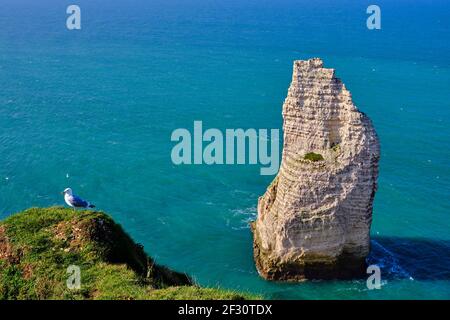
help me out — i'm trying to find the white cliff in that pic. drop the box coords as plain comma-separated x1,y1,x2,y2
252,58,380,280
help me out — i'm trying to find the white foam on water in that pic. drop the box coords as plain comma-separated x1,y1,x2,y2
229,206,257,230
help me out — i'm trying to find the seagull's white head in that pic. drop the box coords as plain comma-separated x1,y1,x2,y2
62,188,73,196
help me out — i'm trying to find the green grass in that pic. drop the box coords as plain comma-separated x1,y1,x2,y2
147,286,254,300
303,152,324,162
0,207,260,300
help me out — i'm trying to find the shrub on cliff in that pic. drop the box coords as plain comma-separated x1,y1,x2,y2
304,152,324,162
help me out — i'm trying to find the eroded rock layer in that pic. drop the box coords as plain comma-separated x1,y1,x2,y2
252,58,380,280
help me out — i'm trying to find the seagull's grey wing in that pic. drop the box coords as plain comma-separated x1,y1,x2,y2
69,195,89,208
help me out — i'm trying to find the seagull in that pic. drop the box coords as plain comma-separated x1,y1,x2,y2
61,188,95,209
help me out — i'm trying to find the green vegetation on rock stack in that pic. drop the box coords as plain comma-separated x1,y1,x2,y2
0,207,258,300
303,152,324,162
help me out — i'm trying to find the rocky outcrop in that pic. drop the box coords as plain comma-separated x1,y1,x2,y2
0,207,257,300
252,58,380,281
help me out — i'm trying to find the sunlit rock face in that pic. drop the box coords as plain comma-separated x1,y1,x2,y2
252,58,380,281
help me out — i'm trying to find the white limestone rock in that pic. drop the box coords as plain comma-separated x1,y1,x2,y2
252,58,380,280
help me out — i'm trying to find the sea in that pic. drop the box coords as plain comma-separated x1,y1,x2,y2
0,0,449,299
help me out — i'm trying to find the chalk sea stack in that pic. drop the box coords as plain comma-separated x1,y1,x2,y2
252,58,380,280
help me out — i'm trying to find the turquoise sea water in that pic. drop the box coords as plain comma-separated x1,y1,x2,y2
0,0,449,299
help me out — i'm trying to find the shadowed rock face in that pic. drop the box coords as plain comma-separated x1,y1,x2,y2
252,58,380,281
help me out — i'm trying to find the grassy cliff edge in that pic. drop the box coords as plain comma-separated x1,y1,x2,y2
0,207,258,300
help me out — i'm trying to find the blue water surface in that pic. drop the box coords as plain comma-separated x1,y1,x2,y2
0,0,449,299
